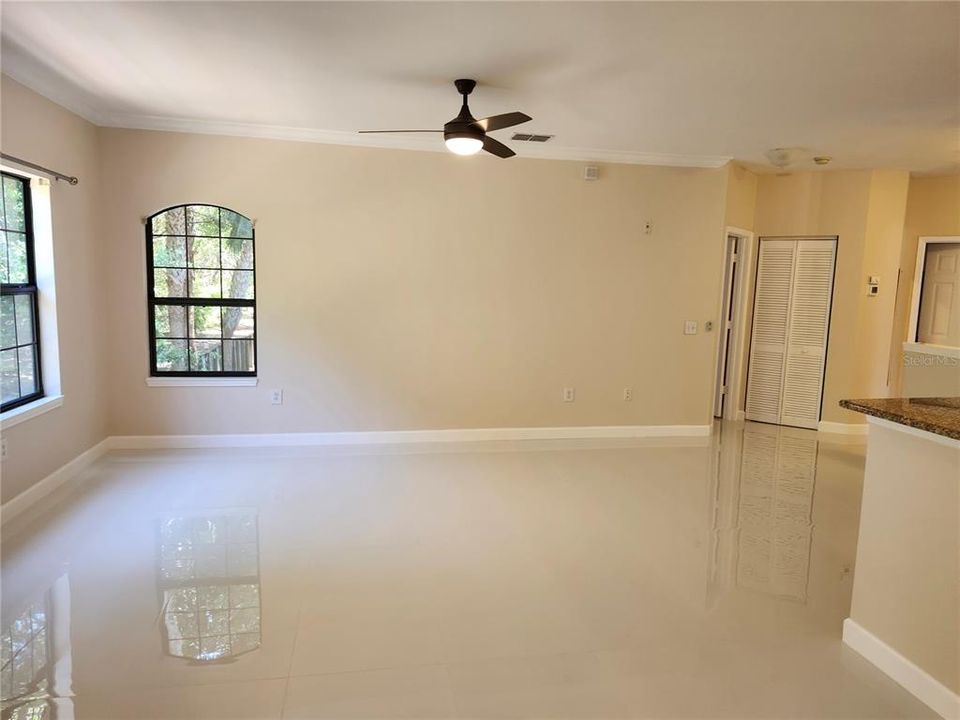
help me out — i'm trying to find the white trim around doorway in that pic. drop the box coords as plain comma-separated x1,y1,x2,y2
713,226,754,421
907,236,960,351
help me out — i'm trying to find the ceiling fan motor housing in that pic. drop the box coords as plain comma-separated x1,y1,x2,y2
445,79,484,143
443,123,484,144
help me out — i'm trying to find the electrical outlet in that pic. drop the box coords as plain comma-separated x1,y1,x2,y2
271,389,283,405
623,387,633,402
1,438,6,460
562,387,575,402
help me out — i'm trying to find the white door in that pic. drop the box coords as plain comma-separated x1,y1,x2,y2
780,240,836,429
745,240,796,425
917,243,960,346
745,238,836,430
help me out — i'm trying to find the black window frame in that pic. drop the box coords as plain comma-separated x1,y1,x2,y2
1,171,44,412
146,204,257,378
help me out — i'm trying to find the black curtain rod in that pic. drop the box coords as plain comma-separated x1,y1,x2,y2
1,153,79,185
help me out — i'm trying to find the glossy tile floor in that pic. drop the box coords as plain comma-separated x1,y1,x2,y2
0,421,936,719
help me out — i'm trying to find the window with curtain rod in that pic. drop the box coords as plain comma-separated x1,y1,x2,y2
0,153,78,185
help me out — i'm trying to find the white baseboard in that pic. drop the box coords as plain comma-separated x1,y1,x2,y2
2,424,712,521
818,421,869,435
1,437,112,524
109,424,713,449
843,618,960,720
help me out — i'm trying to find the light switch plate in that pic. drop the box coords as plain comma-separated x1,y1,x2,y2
684,320,698,335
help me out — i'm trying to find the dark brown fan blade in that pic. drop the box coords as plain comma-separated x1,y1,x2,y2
476,112,532,132
482,136,516,159
357,130,442,134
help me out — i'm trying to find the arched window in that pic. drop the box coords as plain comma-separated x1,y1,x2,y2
146,205,256,376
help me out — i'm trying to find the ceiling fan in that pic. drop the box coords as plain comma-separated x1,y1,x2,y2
359,79,532,158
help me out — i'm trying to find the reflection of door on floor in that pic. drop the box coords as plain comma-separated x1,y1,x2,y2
706,422,817,605
745,238,837,430
737,423,816,601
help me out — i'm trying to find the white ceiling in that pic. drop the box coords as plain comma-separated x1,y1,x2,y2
2,2,957,172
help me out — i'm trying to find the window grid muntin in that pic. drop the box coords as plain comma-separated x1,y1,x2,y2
1,172,43,412
146,205,257,377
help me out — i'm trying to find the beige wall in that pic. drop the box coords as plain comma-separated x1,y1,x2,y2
855,170,911,398
99,128,729,436
748,170,910,425
0,77,109,503
890,175,960,396
723,163,757,233
850,421,959,693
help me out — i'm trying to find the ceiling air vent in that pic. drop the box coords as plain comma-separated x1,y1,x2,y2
511,133,553,142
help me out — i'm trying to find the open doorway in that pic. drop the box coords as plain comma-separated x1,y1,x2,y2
714,228,753,420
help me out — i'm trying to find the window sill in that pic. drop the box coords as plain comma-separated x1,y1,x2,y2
0,394,64,430
903,342,960,359
145,377,259,387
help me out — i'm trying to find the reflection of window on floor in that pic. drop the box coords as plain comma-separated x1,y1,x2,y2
0,595,51,720
157,510,261,663
0,575,72,720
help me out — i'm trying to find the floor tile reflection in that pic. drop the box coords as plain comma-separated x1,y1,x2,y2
0,422,937,719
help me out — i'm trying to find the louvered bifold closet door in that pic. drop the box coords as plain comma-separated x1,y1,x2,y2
780,240,836,429
745,241,797,424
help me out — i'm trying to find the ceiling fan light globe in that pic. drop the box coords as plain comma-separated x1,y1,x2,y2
445,137,483,156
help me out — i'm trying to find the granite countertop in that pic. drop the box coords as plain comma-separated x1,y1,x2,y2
839,397,960,441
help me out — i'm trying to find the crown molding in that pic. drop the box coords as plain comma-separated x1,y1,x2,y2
2,49,112,127
3,65,730,169
97,112,732,168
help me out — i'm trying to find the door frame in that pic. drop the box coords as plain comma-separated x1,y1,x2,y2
713,226,754,421
906,236,960,345
744,235,839,429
